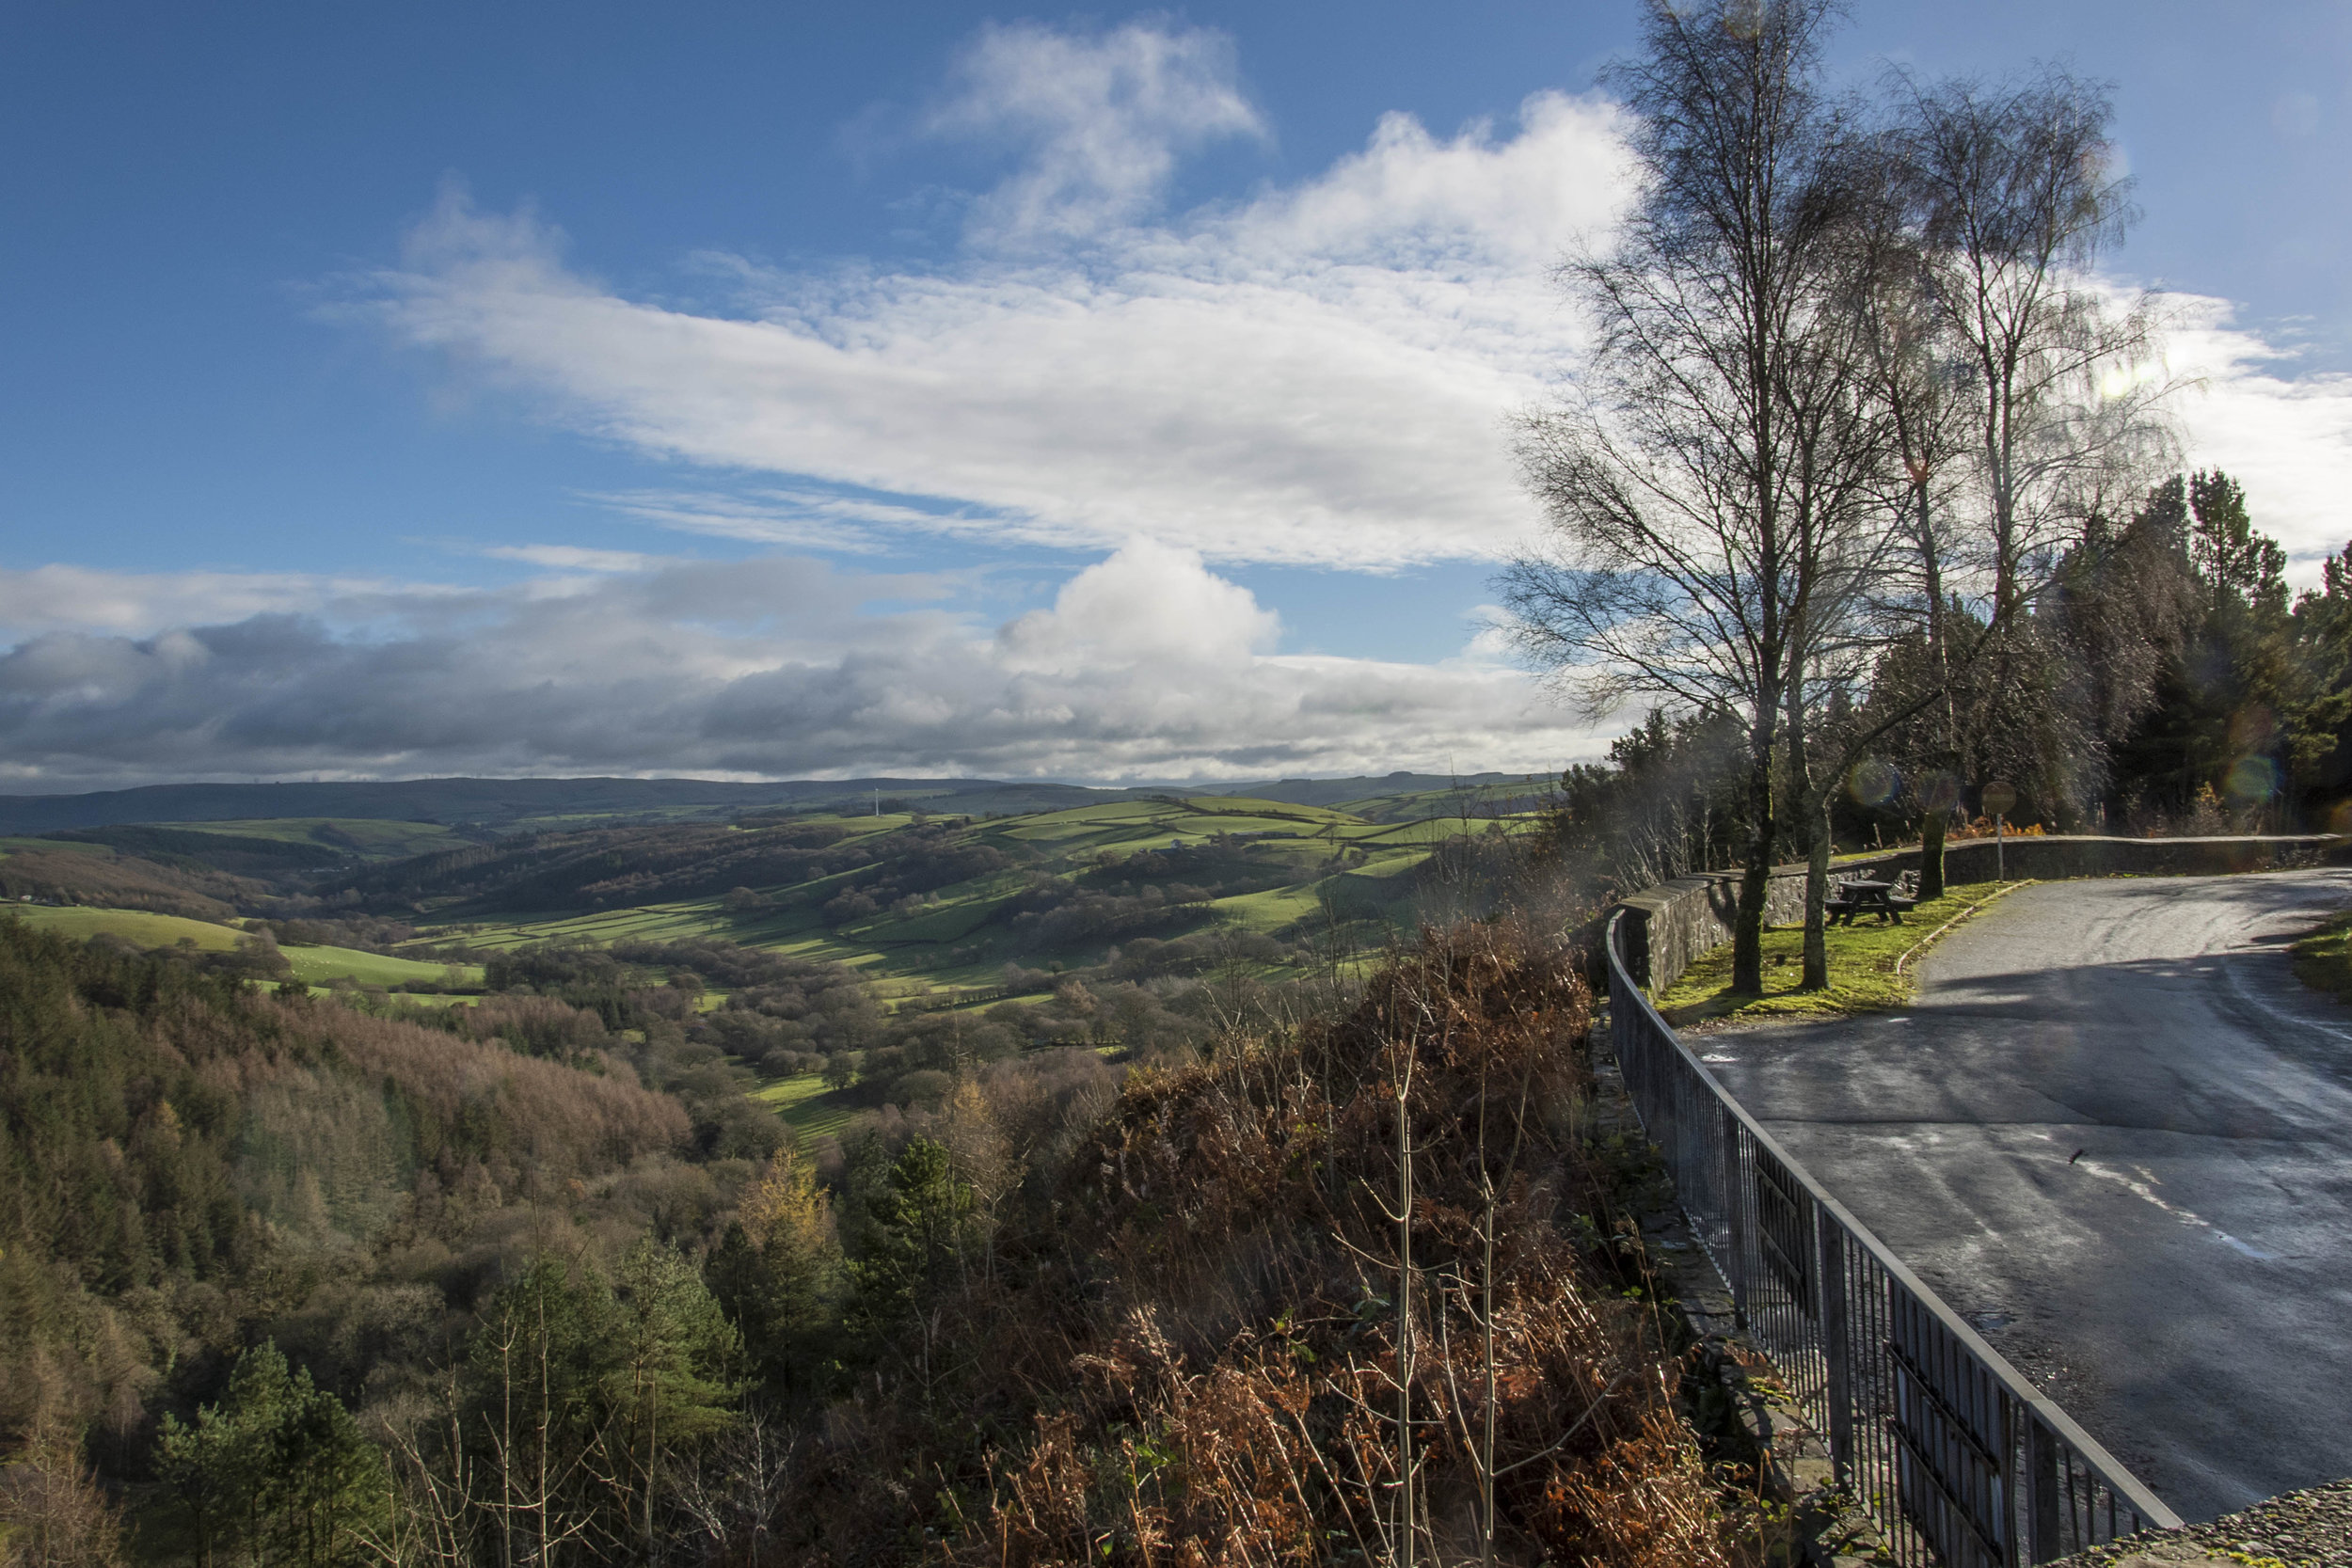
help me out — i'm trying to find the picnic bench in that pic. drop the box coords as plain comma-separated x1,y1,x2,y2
1827,872,1919,926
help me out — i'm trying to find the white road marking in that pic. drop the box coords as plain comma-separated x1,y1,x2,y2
2071,1158,2276,1260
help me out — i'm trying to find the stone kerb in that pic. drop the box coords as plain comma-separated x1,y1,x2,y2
1613,834,2340,993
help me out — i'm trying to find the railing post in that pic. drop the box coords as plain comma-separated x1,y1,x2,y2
1816,1216,1853,1488
2026,1416,2062,1563
1597,902,2179,1560
1722,1101,1750,1325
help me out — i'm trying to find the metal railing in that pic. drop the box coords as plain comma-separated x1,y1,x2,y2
1604,911,2181,1565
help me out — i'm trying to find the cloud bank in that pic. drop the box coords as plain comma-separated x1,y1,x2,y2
0,546,1601,789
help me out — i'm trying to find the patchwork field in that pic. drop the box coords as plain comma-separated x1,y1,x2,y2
7,904,484,990
172,816,481,861
416,794,1534,988
10,904,245,950
750,1073,864,1140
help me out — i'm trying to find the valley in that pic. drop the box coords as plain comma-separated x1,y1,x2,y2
0,776,1549,1145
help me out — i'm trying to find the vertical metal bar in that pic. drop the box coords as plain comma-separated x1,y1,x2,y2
1599,911,2174,1564
1722,1101,1751,1324
2026,1416,2061,1564
1818,1213,1854,1486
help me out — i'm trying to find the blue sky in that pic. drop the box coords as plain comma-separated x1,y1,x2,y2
4,1,2349,788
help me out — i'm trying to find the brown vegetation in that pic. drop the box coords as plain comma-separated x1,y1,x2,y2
0,847,253,922
762,920,1735,1566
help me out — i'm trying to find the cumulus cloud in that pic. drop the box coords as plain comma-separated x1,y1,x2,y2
2162,293,2352,576
925,21,1269,244
0,550,1608,788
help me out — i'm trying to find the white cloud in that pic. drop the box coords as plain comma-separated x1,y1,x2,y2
0,551,1609,788
481,544,660,573
0,563,461,643
583,487,952,552
926,20,1270,245
352,32,2352,589
997,539,1279,672
357,86,1633,570
2162,293,2352,577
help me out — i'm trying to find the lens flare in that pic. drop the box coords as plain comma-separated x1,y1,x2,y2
1918,771,1961,814
2225,755,2278,804
1848,757,1899,806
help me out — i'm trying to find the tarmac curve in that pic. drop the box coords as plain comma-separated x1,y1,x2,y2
1696,869,2352,1524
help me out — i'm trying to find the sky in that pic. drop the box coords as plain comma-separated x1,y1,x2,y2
3,0,2349,791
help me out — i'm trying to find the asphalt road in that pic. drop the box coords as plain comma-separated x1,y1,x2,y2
1697,869,2352,1524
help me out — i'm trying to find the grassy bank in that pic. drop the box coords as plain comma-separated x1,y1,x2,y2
2291,910,2352,1004
1654,881,2027,1025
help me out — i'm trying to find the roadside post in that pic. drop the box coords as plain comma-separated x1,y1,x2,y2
1983,780,2017,880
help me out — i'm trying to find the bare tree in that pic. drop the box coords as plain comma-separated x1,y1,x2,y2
1896,67,2167,619
1855,68,2175,859
1849,155,1981,895
1504,0,1891,993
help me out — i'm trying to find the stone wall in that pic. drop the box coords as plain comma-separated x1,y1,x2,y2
1613,834,2339,993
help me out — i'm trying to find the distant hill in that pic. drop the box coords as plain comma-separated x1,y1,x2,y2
1211,771,1549,813
0,770,1553,836
0,776,1133,835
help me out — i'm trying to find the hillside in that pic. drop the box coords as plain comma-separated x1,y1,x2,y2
0,904,1744,1565
343,794,1535,988
0,771,1554,837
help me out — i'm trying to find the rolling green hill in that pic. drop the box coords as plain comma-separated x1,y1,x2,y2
9,904,246,950
6,905,485,990
387,794,1535,989
2,779,1549,1002
167,816,483,860
0,770,1554,836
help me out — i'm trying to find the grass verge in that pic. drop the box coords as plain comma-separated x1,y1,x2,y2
2290,911,2352,1005
1653,880,2028,1026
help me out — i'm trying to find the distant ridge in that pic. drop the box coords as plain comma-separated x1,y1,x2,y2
0,770,1548,836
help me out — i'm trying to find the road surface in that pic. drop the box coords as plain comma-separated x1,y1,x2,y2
1697,869,2352,1523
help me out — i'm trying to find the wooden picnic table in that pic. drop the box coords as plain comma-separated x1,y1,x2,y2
1827,878,1913,926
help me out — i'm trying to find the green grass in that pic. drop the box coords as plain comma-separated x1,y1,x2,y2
2291,911,2352,1005
165,816,476,860
751,1073,864,1140
7,905,484,990
0,835,115,859
1653,882,2027,1025
278,944,485,989
9,905,245,949
419,792,1493,986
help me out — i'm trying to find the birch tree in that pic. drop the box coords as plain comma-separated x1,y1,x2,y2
1503,0,1890,993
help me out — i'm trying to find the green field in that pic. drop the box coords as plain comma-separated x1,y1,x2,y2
0,835,115,859
278,944,485,989
10,905,245,949
7,904,484,989
173,817,478,861
751,1073,864,1140
416,793,1517,986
